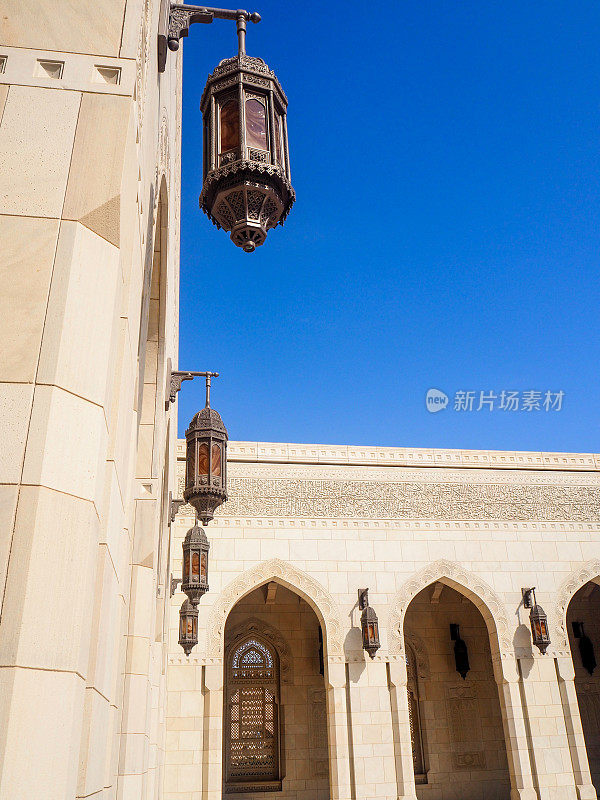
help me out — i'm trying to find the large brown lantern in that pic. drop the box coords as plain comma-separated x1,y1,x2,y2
199,17,295,252
181,524,210,604
183,376,228,526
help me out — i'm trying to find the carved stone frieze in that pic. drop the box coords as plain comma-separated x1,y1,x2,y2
176,466,600,522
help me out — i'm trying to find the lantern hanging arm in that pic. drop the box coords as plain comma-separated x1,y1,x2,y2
159,2,261,71
166,362,219,409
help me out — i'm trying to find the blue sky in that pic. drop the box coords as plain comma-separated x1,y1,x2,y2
178,1,600,452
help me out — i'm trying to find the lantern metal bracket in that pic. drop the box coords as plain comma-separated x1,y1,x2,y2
170,576,182,597
358,588,369,610
158,1,261,72
169,492,186,523
522,587,535,609
166,369,219,409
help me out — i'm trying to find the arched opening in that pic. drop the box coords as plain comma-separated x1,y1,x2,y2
403,582,511,799
223,581,330,799
566,579,600,792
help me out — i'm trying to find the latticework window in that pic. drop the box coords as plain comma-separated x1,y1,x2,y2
406,644,427,783
224,636,281,793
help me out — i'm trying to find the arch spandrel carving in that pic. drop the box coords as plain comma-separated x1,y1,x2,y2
388,560,512,658
205,558,344,658
553,559,600,655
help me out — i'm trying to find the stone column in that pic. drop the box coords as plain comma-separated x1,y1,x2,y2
517,655,578,800
388,659,418,800
117,485,160,799
494,659,539,800
325,660,353,800
555,656,596,800
203,663,224,800
347,659,398,800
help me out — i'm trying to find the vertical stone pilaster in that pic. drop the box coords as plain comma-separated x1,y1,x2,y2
388,660,418,800
494,659,539,800
517,655,578,800
555,657,597,800
325,660,353,800
203,663,224,800
347,659,397,800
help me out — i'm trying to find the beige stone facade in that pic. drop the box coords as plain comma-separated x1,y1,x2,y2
167,441,600,800
0,1,181,798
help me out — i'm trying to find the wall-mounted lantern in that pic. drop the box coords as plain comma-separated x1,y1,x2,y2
358,588,380,659
158,3,295,252
181,523,210,604
522,588,551,655
179,599,199,656
183,374,228,526
572,621,596,675
170,373,229,657
450,623,470,679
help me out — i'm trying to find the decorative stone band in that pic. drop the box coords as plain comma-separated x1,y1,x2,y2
176,472,600,522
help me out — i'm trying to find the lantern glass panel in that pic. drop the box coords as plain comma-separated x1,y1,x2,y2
186,440,195,486
201,551,207,580
245,99,267,150
183,551,190,581
198,442,209,476
220,99,239,153
212,443,222,476
192,552,200,582
186,615,194,637
275,114,284,168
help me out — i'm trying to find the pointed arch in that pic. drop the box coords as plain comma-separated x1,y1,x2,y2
554,559,600,655
388,559,512,658
225,616,294,684
205,559,344,658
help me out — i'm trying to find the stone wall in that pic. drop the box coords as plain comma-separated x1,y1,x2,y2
166,440,600,800
0,1,182,797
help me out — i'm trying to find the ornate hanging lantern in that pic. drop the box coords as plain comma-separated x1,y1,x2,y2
523,588,551,655
179,599,199,656
199,13,295,252
450,623,470,680
183,375,228,526
358,589,380,659
181,523,210,604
